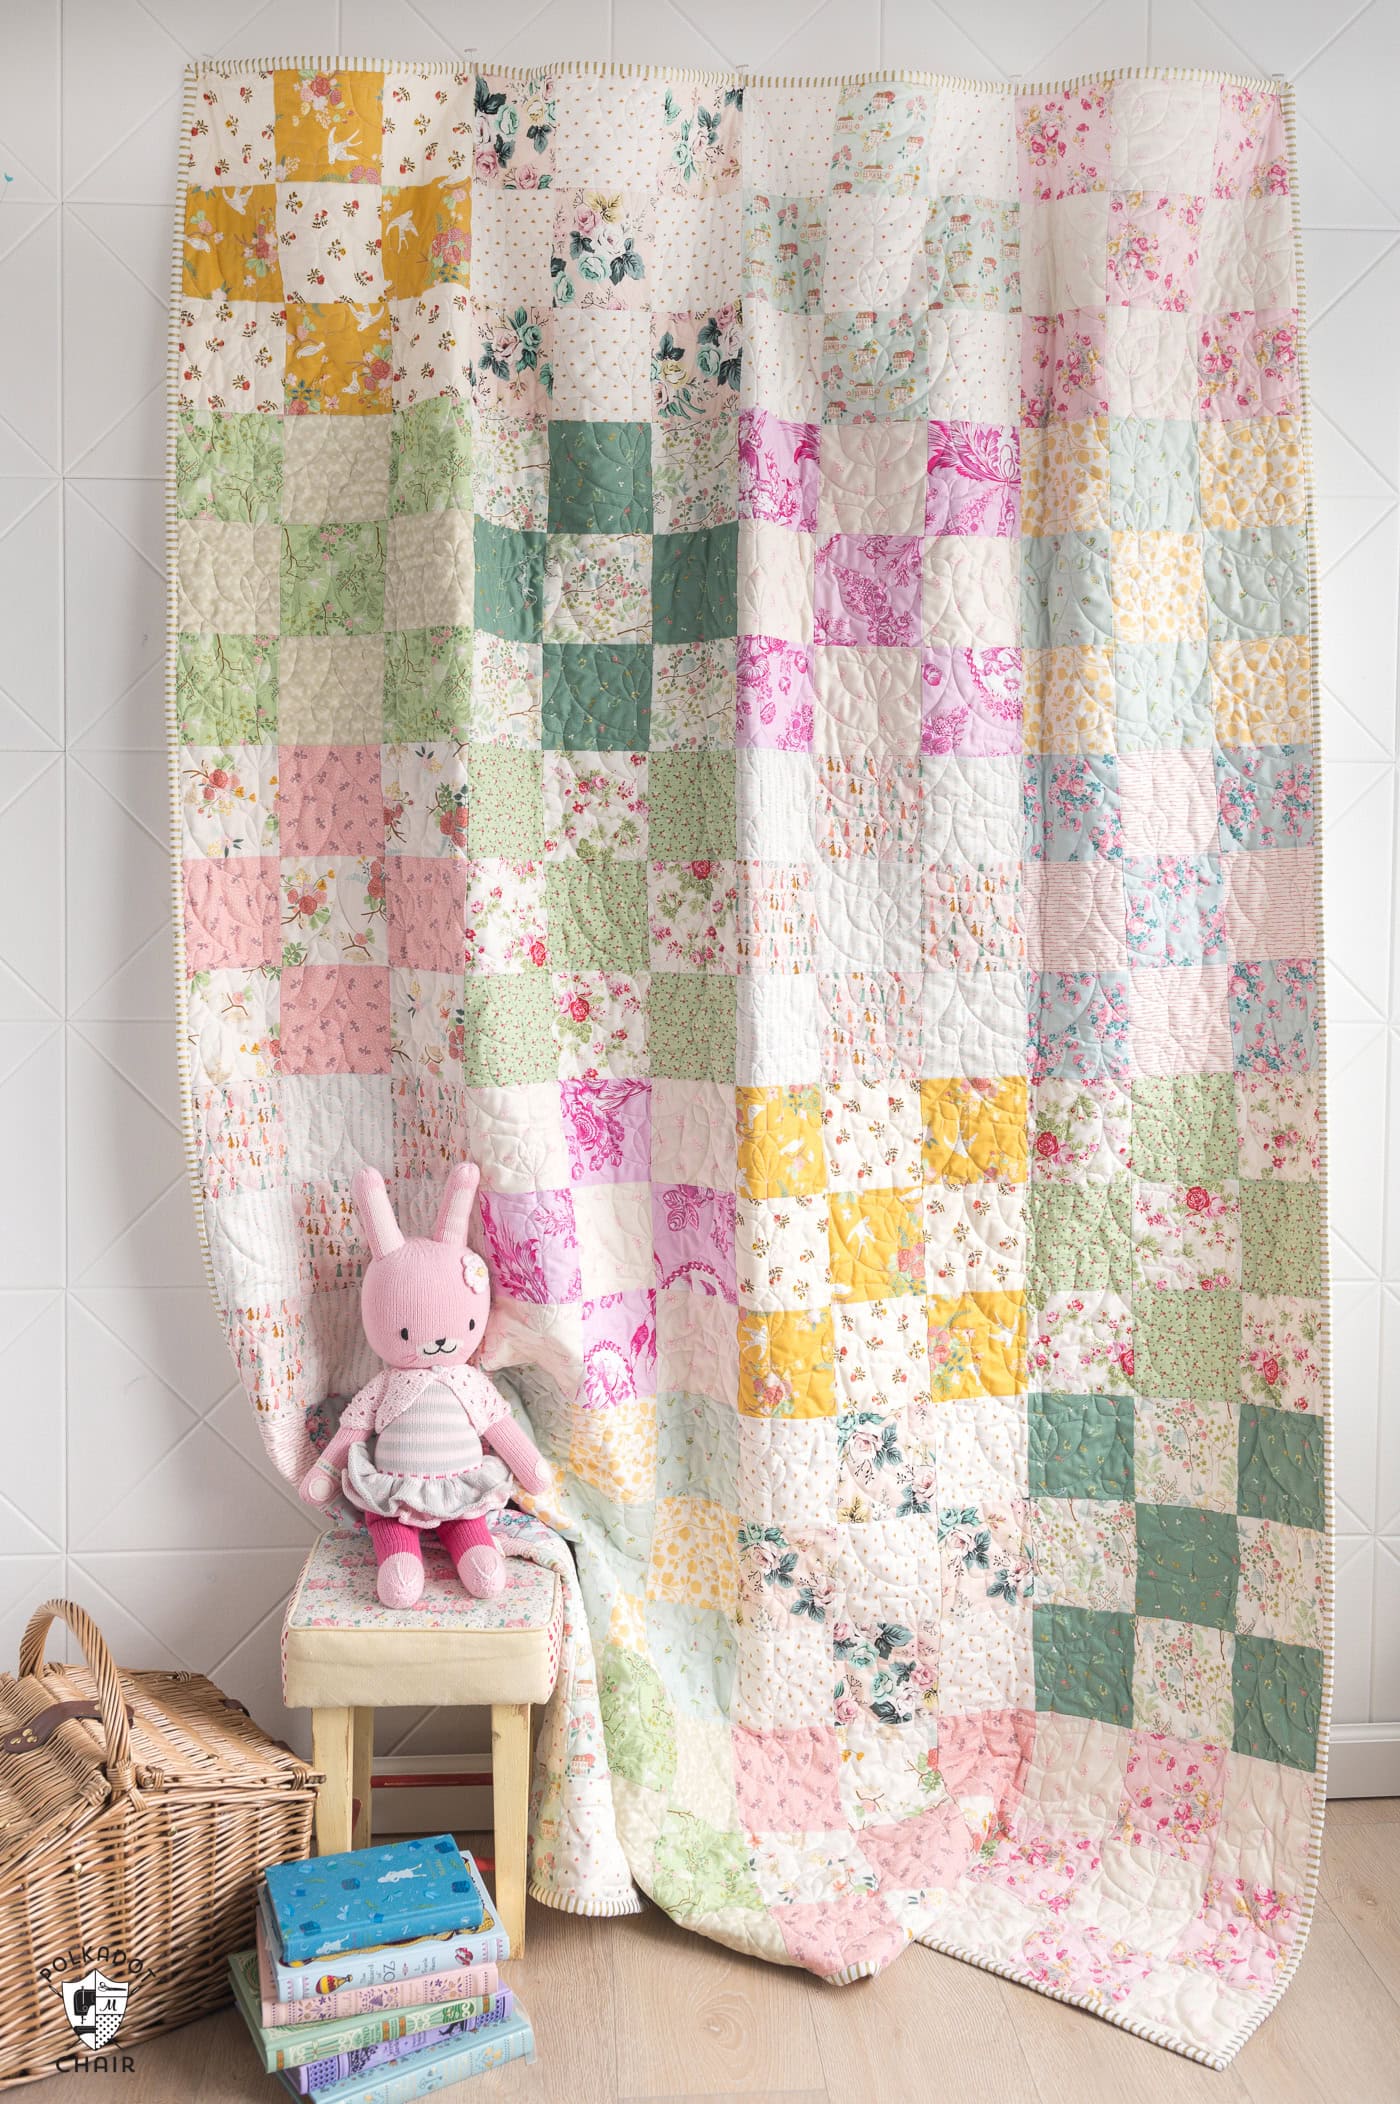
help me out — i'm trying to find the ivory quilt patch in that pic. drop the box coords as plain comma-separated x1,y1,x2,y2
172,60,1327,2064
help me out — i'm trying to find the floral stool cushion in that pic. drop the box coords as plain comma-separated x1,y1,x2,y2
282,1525,563,1709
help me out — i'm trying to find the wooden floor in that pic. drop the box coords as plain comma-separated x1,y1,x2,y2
38,1801,1400,2104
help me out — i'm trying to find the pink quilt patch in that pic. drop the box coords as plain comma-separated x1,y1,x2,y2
922,644,1022,755
926,423,1020,537
279,744,384,856
733,1726,845,1832
813,534,922,647
736,635,815,749
773,1891,906,1977
387,857,465,972
185,856,279,971
278,964,390,1074
739,408,820,532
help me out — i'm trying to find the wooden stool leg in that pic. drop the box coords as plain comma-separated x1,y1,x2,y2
351,1708,374,1850
312,1708,355,1857
491,1703,530,1955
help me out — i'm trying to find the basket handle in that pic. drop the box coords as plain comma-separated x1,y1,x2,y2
18,1599,135,1789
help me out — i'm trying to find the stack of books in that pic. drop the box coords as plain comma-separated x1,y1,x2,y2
228,1834,533,2101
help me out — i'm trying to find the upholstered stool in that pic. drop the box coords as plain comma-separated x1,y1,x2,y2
282,1525,562,1953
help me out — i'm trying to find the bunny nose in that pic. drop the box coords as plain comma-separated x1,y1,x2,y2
435,1337,447,1348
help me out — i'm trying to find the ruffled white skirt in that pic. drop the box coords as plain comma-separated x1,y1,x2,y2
342,1439,512,1529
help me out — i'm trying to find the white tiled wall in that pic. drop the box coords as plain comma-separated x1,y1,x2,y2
1,1,1396,1777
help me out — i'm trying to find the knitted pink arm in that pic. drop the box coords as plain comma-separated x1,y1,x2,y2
298,1380,379,1506
481,1413,549,1498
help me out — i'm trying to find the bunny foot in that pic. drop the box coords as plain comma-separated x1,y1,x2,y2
455,1543,506,1598
377,1550,425,1608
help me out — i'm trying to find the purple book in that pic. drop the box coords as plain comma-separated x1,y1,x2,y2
290,1996,513,2095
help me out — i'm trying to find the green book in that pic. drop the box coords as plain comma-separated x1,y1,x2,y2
227,1951,503,2073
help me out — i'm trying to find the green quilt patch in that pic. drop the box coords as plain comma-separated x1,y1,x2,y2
455,973,555,1087
176,634,277,742
1033,1604,1135,1728
176,407,283,523
548,420,653,533
383,625,471,739
1232,1632,1322,1771
1028,1176,1132,1300
1134,1285,1241,1400
649,974,737,1082
390,399,473,516
543,642,653,749
652,1811,763,1915
599,1645,678,1794
1237,1401,1325,1531
649,751,737,860
1135,1503,1239,1630
474,520,545,642
1028,1392,1135,1500
652,523,739,642
544,862,648,971
281,521,385,636
1131,1073,1238,1182
1241,1179,1322,1295
467,748,544,857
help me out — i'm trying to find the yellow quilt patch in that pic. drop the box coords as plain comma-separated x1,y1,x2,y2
1020,417,1110,535
1198,416,1306,530
827,1187,924,1302
736,1085,827,1200
646,1497,739,1616
1021,645,1115,753
275,67,384,183
738,1308,836,1418
183,184,282,299
285,299,393,414
926,1291,1026,1400
1111,531,1208,645
570,1392,658,1506
1211,636,1311,746
382,179,472,300
921,1076,1028,1185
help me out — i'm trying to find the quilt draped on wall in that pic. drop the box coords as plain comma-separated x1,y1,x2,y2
171,59,1328,2065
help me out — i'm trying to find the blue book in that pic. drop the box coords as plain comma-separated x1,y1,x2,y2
257,1875,508,2002
265,1836,486,1964
276,2004,534,2102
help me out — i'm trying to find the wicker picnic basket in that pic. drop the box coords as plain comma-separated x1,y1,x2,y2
0,1598,321,2087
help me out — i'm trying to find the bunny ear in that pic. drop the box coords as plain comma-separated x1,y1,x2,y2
352,1168,403,1259
433,1162,480,1246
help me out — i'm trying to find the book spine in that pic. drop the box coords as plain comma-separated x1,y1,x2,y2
289,1999,512,2095
278,1902,486,1967
311,2021,534,2104
275,1935,509,2002
262,1901,508,1999
273,1994,505,2069
262,1965,500,2029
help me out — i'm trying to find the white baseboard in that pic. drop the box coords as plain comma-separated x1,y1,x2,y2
370,1751,494,1834
1327,1725,1400,1799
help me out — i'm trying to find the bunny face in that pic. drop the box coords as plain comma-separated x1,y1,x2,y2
353,1164,491,1373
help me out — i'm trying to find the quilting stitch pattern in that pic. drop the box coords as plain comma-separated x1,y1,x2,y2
173,62,1325,2063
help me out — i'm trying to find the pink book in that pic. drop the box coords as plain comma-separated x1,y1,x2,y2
254,1916,499,2028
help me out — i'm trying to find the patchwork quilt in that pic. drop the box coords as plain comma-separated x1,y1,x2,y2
171,60,1328,2064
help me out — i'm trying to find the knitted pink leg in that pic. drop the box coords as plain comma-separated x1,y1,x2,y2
439,1516,505,1599
366,1516,424,1608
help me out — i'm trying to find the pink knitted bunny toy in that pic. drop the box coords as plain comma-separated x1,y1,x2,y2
297,1163,549,1607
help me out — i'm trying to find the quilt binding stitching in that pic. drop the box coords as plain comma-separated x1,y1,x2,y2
175,57,1284,91
163,61,1332,2068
